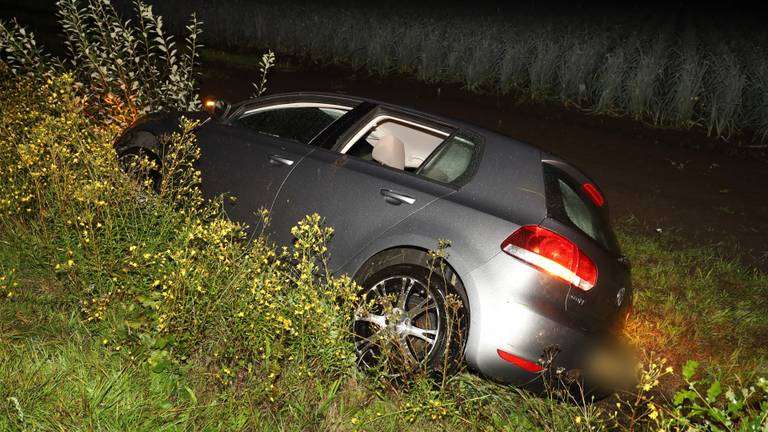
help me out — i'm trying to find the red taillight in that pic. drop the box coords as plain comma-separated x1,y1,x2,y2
496,349,544,372
501,225,598,291
581,183,604,207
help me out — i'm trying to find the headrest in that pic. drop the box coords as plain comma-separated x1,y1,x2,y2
372,135,405,170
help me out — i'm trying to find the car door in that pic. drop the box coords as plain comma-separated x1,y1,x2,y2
195,102,351,230
269,110,457,272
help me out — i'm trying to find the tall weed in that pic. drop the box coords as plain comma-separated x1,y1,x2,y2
0,0,202,126
0,67,358,394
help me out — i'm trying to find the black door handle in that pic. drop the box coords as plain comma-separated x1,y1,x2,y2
380,189,416,205
268,154,294,166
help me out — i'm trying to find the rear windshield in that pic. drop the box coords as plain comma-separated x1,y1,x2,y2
543,163,621,254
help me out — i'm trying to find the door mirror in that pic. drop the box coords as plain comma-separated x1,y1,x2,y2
203,98,231,120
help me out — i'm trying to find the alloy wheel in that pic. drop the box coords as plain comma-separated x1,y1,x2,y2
353,274,443,371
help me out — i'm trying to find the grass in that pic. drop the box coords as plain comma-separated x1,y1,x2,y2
594,45,628,114
619,227,768,383
0,261,579,431
0,308,194,430
3,216,767,430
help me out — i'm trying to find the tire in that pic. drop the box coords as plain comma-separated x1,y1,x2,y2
118,147,162,193
352,263,467,378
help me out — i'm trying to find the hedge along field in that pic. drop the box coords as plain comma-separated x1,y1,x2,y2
142,0,768,145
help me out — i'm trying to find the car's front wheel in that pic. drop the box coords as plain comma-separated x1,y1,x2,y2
352,263,467,378
117,147,162,193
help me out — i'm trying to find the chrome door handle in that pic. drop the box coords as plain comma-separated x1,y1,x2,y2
268,154,294,166
380,189,415,205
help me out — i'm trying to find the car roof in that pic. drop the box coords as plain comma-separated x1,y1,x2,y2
228,91,547,160
229,91,525,145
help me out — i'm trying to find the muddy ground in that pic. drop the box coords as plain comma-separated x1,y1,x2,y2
199,59,768,271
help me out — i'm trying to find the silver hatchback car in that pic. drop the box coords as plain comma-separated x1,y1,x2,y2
116,92,633,390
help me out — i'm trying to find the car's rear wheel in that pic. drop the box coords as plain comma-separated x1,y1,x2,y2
353,263,466,378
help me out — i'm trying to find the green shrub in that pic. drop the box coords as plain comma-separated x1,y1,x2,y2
661,360,768,430
0,66,358,398
0,0,202,126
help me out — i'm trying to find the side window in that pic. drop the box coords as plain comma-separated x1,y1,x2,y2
417,131,481,186
231,105,349,144
343,118,449,171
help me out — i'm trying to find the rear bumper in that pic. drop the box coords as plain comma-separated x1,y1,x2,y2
463,252,614,389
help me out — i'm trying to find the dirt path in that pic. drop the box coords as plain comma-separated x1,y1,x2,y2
198,61,768,271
